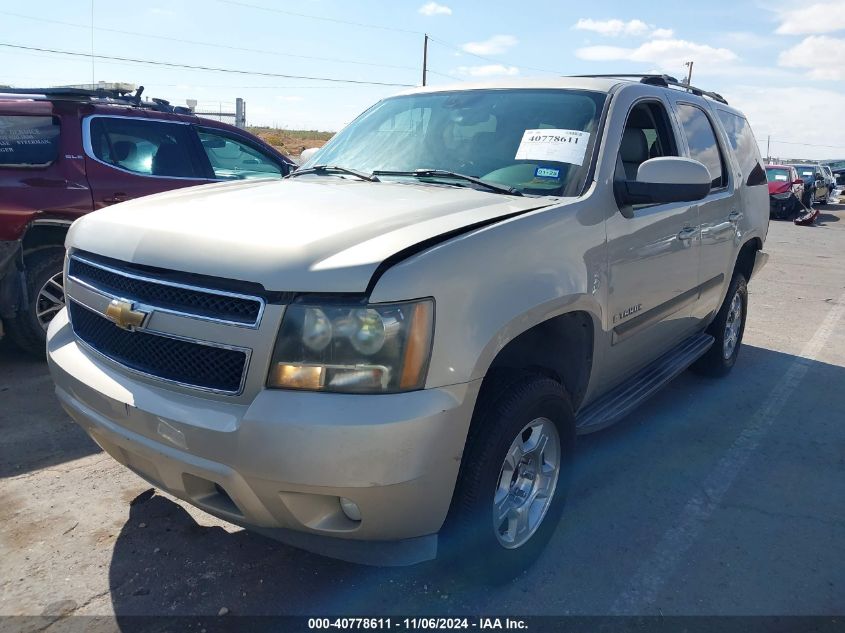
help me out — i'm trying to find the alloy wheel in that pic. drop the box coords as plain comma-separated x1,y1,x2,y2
722,291,743,360
36,271,65,331
493,417,561,549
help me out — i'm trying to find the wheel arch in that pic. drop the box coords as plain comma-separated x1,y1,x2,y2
480,309,596,411
735,236,762,282
21,220,71,256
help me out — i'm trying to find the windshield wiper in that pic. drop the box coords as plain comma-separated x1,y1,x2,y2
288,164,379,182
372,169,522,196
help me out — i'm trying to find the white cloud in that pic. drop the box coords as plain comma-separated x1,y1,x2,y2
454,64,520,77
774,1,845,35
418,2,452,16
576,38,737,71
650,28,675,39
461,35,518,56
778,35,845,80
574,18,674,39
730,86,845,160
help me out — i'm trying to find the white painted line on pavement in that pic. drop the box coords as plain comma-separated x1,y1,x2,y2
610,289,845,615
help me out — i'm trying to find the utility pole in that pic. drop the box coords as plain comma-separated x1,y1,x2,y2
422,33,429,86
684,61,694,85
767,135,771,162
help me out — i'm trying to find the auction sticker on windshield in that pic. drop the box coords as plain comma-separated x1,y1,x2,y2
515,129,590,165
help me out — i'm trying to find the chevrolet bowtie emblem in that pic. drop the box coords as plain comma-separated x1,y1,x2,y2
105,299,148,330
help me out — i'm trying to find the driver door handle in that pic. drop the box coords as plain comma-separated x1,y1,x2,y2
677,226,697,241
103,192,128,205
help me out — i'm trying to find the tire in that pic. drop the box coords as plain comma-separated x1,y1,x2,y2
691,273,748,377
5,248,66,358
440,372,576,584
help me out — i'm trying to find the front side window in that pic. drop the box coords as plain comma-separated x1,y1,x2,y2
88,117,202,178
617,100,678,182
0,115,60,167
304,89,607,196
676,104,727,189
197,129,283,180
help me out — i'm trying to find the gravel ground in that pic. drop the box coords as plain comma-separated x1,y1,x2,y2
1,202,844,624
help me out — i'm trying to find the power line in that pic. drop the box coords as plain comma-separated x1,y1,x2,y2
0,43,416,87
216,0,423,35
215,2,534,78
0,10,421,73
768,138,845,150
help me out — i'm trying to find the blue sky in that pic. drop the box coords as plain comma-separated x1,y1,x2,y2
2,0,844,158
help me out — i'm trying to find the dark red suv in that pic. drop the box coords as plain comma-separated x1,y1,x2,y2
0,88,294,355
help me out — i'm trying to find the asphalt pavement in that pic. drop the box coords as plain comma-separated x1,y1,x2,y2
1,203,844,623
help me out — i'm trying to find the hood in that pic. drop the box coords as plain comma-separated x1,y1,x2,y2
768,180,792,195
68,177,554,292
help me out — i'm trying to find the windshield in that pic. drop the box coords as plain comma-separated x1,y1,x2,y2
766,168,790,182
302,89,607,196
793,166,816,180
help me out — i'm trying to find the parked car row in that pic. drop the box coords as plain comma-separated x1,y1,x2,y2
764,160,838,221
0,87,295,354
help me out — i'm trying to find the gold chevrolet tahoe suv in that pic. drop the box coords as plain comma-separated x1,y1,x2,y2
47,75,769,581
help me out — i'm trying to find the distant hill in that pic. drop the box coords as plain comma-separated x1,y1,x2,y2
248,127,334,156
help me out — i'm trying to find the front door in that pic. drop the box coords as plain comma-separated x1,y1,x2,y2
602,97,702,391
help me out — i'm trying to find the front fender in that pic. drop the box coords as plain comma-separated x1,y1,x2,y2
369,199,607,389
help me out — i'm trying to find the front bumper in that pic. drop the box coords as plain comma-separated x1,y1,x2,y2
768,193,795,218
47,309,480,566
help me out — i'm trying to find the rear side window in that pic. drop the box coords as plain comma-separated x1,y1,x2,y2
0,115,60,167
716,110,766,186
88,117,203,178
676,104,727,189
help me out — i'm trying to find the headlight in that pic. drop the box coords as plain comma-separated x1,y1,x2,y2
267,298,434,393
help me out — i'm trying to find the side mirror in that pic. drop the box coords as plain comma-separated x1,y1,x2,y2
793,178,804,186
616,157,711,208
297,147,320,166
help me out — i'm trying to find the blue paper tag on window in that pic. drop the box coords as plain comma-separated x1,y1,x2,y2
534,166,560,179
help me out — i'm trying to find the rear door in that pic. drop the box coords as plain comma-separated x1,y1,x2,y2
669,100,735,321
0,103,93,240
82,114,212,209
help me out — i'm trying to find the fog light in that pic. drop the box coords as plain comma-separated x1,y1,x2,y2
339,497,361,522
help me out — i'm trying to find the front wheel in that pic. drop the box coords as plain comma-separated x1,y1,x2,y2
5,248,66,357
692,273,748,377
441,373,575,583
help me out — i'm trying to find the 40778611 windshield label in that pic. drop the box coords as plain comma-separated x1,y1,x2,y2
515,129,590,166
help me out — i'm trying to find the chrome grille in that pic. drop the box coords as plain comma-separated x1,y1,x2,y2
68,255,264,327
69,301,249,394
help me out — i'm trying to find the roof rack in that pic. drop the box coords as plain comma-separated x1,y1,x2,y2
0,86,195,115
571,74,729,105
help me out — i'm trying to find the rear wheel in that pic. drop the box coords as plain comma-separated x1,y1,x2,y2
441,372,575,583
6,248,65,357
692,273,747,377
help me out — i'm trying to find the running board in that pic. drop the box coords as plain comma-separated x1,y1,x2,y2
575,332,714,434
